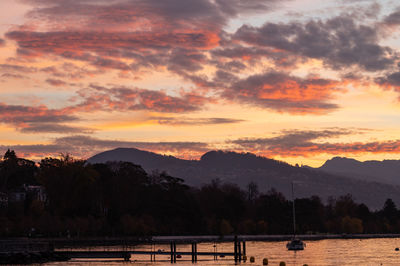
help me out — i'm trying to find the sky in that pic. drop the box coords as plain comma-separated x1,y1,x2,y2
1,0,400,166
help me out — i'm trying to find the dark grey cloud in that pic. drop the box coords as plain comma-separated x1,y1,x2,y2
231,128,356,150
213,70,239,84
20,123,92,134
91,57,131,71
167,48,207,73
383,9,400,25
45,78,67,86
234,14,396,71
26,0,222,30
211,45,301,68
41,63,103,79
0,64,36,73
1,73,27,79
375,71,400,89
24,0,284,29
5,31,217,52
215,0,283,16
219,60,247,72
178,72,217,90
153,116,245,126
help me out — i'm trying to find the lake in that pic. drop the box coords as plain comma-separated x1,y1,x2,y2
46,238,400,265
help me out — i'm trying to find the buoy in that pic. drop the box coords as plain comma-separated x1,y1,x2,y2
250,256,255,263
303,264,309,266
243,255,247,261
263,257,268,265
279,262,286,266
176,254,182,259
395,247,399,251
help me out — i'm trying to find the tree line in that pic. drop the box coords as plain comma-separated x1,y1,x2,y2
0,150,399,237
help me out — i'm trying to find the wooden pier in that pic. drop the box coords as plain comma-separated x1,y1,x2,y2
54,237,247,263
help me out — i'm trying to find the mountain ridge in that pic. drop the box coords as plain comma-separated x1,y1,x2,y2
318,156,400,185
88,148,400,209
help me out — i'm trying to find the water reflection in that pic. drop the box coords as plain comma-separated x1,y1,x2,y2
46,238,400,266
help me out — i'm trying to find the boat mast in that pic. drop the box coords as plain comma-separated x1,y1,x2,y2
292,181,296,238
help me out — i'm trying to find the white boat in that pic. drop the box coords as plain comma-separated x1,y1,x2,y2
286,182,305,251
286,238,305,250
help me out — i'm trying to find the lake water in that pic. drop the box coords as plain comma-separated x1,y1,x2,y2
46,238,400,265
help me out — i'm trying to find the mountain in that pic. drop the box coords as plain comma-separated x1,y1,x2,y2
88,148,400,209
318,157,400,185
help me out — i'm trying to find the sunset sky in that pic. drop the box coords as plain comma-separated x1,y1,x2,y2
1,0,400,166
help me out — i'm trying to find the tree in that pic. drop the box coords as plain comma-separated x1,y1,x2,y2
38,156,101,217
0,149,37,190
341,216,363,234
334,194,358,218
382,198,398,221
247,182,259,202
3,149,16,161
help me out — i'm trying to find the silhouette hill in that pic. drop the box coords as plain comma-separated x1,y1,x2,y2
318,157,400,185
88,148,400,209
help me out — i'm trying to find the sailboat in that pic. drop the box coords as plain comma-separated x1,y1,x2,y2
286,182,306,251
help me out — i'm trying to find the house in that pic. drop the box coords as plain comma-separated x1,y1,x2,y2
24,185,47,202
8,189,26,203
7,185,47,203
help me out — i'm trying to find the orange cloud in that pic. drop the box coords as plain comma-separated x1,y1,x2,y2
0,135,211,160
0,103,85,133
223,72,344,114
231,129,400,158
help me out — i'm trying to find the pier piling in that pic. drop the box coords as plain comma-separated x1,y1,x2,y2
170,242,173,263
234,235,238,262
238,239,242,262
191,242,198,262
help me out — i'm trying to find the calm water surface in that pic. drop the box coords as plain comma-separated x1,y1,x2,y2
46,238,400,266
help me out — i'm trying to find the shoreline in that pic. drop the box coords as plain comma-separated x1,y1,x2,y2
152,234,400,243
2,233,400,247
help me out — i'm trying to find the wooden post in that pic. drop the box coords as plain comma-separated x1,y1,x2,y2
151,243,155,262
170,242,173,263
234,235,238,262
238,240,242,261
191,243,195,263
213,243,216,260
123,252,131,261
173,242,177,263
195,242,197,262
242,241,246,256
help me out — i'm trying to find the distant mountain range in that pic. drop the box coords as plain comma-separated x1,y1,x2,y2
316,157,400,185
88,148,400,209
